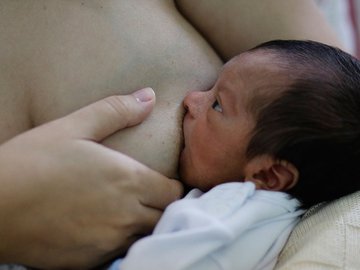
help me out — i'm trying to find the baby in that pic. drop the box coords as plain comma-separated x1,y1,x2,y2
110,40,360,270
181,39,360,209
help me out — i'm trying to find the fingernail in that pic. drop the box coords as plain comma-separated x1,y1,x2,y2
133,88,155,102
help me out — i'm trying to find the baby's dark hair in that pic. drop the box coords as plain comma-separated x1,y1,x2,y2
246,40,360,209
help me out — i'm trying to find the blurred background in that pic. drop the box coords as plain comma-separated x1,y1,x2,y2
316,0,360,57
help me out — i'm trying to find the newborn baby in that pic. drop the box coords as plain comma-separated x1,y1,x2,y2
110,39,360,270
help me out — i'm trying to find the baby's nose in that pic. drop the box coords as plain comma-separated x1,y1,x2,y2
183,91,206,117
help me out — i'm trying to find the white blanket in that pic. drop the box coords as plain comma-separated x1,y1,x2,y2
110,182,304,270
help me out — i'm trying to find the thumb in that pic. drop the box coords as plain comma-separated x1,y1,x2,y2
56,88,156,141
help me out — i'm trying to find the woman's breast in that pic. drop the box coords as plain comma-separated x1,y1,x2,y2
16,0,223,177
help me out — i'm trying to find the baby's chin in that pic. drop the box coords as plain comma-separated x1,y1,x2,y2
178,163,214,192
179,159,245,191
178,146,216,191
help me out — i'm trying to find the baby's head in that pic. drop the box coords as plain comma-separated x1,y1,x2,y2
180,40,360,208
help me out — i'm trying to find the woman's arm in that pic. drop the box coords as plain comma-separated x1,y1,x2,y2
176,0,342,60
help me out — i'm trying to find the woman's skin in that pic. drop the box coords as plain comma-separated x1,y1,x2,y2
176,0,342,60
0,0,341,268
0,0,222,178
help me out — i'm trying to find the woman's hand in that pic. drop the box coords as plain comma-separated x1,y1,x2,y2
0,88,183,269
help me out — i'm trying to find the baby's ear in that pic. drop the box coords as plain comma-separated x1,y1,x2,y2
244,155,299,191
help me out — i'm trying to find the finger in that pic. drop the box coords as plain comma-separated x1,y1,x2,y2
103,207,162,263
55,88,155,141
138,170,184,210
134,206,163,236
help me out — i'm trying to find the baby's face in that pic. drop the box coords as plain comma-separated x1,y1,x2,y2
179,51,287,190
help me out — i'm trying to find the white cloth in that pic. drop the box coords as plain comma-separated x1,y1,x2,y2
110,182,304,270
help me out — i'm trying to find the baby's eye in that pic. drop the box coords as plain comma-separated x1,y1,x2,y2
212,100,223,113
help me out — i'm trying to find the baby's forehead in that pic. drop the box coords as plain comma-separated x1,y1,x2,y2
223,51,290,90
229,50,287,73
224,50,292,112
